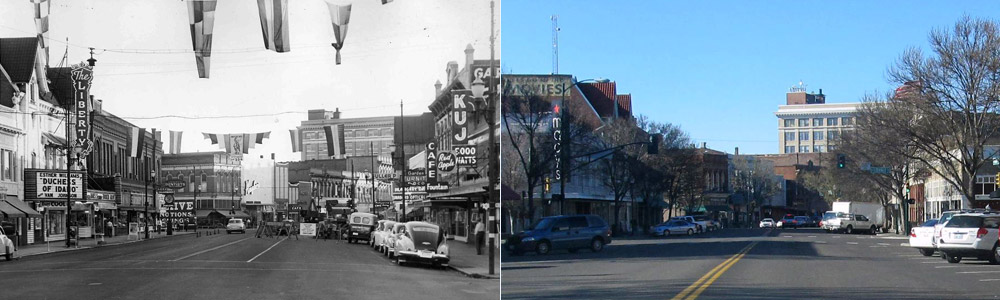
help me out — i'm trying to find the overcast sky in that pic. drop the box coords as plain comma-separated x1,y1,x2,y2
0,0,500,162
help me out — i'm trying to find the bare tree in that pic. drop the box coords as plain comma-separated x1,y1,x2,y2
635,117,693,230
873,16,1000,206
595,118,645,236
731,155,781,227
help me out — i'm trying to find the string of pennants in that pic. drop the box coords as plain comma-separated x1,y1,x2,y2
202,132,272,155
187,0,354,78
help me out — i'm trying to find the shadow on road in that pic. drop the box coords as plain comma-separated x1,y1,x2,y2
501,281,964,300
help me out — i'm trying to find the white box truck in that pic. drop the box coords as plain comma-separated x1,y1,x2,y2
824,202,886,233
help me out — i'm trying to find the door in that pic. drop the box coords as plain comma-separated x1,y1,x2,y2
548,218,572,250
567,216,590,248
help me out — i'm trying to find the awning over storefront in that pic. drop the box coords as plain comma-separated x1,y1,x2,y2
5,199,41,217
41,132,66,147
427,198,477,210
95,202,117,210
196,209,250,219
0,200,25,218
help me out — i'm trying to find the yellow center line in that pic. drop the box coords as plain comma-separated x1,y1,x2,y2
671,237,762,300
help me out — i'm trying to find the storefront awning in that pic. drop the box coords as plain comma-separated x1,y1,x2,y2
6,199,41,217
41,132,66,147
95,202,117,211
0,201,25,218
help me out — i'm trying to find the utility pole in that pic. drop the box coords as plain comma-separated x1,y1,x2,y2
370,142,376,213
400,100,406,223
487,0,497,275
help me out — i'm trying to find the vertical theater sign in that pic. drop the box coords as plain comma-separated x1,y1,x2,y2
71,62,93,157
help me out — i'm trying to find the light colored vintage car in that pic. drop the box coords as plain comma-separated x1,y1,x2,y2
391,221,450,268
385,223,407,258
0,224,16,261
372,220,397,252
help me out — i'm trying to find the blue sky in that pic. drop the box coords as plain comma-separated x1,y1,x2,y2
502,0,1000,154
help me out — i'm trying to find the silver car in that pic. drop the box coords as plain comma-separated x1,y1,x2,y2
650,220,697,236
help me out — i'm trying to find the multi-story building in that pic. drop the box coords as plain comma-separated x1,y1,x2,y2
299,109,391,160
501,72,634,234
240,155,289,223
161,152,246,227
775,85,860,154
286,157,383,218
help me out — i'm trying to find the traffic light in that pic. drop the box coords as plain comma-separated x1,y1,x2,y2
837,154,846,169
995,172,1000,186
347,199,355,208
544,177,551,193
648,134,662,155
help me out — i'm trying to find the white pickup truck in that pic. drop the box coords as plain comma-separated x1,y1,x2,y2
824,213,878,234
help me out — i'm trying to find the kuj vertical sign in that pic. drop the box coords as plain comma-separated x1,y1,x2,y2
452,90,473,147
426,142,438,184
70,62,93,155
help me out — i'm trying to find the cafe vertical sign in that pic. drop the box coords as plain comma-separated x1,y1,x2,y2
71,62,93,155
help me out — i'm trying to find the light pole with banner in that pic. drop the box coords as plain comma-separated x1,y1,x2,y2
469,1,497,275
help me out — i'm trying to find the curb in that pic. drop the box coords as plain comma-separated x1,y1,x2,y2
448,265,500,279
17,232,195,259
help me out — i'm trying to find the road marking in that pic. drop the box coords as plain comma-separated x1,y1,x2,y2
899,254,924,257
980,279,1000,281
171,238,249,261
922,261,947,264
957,270,1000,274
808,236,817,238
908,257,937,259
877,243,890,246
247,237,287,263
847,242,859,245
783,236,793,238
671,241,758,300
833,236,842,239
814,241,827,244
935,265,997,268
900,243,911,247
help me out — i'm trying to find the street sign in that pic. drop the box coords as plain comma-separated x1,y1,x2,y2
163,179,187,190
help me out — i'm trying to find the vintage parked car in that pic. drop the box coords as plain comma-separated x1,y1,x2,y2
347,212,377,244
391,221,450,268
0,223,15,261
650,220,697,236
385,223,407,258
226,219,246,234
372,220,397,252
507,215,612,255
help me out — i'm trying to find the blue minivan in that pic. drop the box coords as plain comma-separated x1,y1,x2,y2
507,215,612,255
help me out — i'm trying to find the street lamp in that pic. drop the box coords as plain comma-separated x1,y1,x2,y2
145,169,155,239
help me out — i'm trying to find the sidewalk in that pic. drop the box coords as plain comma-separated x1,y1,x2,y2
15,229,200,259
447,236,501,279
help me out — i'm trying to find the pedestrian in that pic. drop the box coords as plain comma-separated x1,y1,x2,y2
106,220,113,236
475,218,486,255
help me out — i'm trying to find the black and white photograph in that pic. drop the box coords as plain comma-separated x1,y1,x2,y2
0,0,500,299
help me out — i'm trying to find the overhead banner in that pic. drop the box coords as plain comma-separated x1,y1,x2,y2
324,2,351,65
71,62,94,156
187,0,218,78
452,90,473,147
256,0,290,53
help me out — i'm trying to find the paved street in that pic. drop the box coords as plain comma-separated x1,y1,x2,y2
0,233,499,299
502,228,1000,299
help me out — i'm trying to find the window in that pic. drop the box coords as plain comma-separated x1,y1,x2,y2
785,146,795,153
784,132,795,141
345,130,354,138
799,146,810,153
357,130,367,138
304,131,316,139
798,119,808,127
813,145,825,153
568,216,588,228
812,118,823,126
827,118,838,126
369,129,379,137
784,119,795,127
813,131,824,140
842,117,853,126
828,145,837,151
828,130,839,141
799,132,809,141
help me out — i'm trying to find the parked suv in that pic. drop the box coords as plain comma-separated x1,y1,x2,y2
937,213,1000,264
508,215,612,255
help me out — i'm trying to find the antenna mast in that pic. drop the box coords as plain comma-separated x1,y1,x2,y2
551,15,559,74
